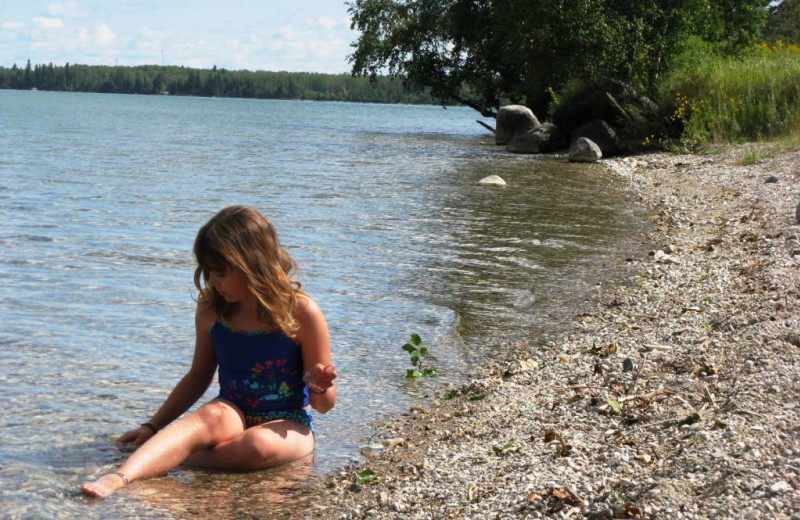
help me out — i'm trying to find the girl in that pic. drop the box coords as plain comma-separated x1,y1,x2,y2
81,205,337,498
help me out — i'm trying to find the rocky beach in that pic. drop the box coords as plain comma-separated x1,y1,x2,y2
306,145,800,520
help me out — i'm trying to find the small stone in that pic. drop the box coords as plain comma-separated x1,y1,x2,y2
607,453,623,466
765,175,779,183
663,244,677,254
769,480,791,494
745,360,755,371
478,175,507,186
587,507,613,520
723,430,736,439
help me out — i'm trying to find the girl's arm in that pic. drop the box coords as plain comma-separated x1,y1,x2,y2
117,304,218,445
296,295,337,414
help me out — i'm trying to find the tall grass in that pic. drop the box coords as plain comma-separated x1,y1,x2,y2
661,41,800,148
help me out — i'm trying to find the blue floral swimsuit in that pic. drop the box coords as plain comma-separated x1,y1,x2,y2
210,320,313,432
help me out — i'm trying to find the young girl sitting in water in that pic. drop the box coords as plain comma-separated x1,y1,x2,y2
81,205,337,498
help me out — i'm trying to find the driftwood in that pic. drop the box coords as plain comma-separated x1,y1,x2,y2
477,120,495,134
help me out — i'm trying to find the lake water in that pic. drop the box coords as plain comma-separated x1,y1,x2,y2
0,90,647,518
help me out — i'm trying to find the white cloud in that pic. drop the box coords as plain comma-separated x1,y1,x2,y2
312,17,337,30
2,21,25,30
46,2,78,17
141,27,173,40
34,16,65,30
94,24,116,46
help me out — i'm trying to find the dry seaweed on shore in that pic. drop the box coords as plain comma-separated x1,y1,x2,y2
307,147,800,520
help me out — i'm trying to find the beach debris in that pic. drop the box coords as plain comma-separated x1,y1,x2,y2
492,442,522,456
543,428,572,457
584,342,618,357
383,437,405,448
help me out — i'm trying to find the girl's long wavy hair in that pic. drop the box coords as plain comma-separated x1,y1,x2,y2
193,206,301,337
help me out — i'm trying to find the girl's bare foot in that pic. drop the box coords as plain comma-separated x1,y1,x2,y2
80,472,128,498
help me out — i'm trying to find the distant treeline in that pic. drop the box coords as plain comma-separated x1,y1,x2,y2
0,61,443,104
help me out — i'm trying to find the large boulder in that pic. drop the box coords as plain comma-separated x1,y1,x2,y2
570,119,625,157
506,133,542,154
532,122,566,152
505,122,564,154
569,137,602,162
496,105,540,145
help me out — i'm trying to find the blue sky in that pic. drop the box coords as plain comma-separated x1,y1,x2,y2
0,1,356,72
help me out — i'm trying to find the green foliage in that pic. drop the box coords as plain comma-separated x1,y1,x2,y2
659,40,800,146
607,399,623,414
740,150,761,165
402,333,436,378
349,0,771,118
0,62,442,105
356,469,376,485
442,389,459,400
550,78,661,139
764,0,800,45
492,443,521,456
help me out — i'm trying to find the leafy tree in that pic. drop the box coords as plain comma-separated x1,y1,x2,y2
764,0,800,44
348,0,770,118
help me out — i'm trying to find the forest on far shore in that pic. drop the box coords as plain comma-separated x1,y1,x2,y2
0,62,441,105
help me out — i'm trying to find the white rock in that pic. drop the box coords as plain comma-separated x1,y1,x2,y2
478,175,507,187
769,480,791,493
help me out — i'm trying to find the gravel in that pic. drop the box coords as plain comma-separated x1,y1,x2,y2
302,146,800,520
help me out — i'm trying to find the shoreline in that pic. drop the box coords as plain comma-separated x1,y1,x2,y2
307,145,800,519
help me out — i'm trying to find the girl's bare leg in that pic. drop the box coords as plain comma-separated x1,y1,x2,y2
184,419,314,470
81,400,245,498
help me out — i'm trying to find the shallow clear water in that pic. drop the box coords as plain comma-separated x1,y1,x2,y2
0,90,646,518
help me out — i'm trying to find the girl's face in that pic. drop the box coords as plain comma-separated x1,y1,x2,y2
208,266,252,304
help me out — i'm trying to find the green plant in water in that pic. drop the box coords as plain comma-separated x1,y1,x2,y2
402,333,437,378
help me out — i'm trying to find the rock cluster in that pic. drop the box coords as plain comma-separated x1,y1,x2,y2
305,147,800,520
495,103,625,162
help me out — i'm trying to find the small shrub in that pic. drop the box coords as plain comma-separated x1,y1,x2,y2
402,333,436,378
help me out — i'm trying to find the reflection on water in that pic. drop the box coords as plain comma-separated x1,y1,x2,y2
0,91,646,519
121,458,317,519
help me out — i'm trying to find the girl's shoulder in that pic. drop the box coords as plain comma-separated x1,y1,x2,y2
195,298,219,331
294,292,325,325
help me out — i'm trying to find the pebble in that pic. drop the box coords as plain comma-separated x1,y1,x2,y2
769,480,791,494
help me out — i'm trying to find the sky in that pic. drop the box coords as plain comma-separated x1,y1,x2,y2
0,1,357,73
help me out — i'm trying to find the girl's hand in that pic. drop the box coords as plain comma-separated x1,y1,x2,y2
304,363,337,394
115,426,154,447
